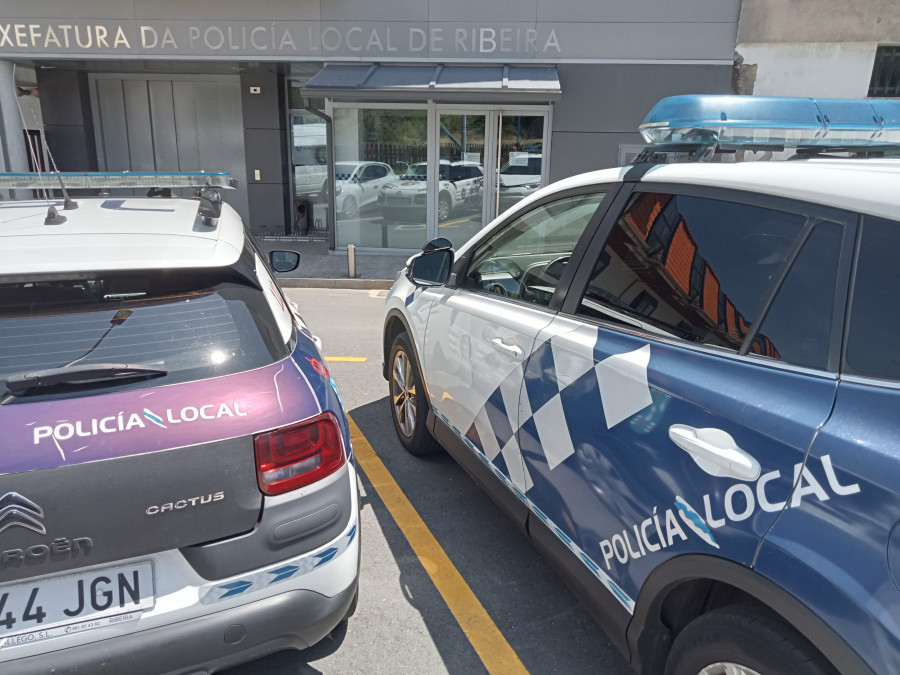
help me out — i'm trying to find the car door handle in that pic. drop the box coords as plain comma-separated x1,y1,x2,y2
491,338,524,361
668,424,761,481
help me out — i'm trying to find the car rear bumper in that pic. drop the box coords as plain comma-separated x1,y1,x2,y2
5,580,358,675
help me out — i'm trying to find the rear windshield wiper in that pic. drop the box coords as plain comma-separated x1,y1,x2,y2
4,363,168,396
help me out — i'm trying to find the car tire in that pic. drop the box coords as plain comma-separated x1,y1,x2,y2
665,606,835,675
438,193,451,222
342,195,358,219
389,331,440,455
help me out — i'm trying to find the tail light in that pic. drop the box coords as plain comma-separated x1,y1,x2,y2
254,412,346,495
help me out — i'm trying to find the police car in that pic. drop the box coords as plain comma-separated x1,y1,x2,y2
0,173,360,673
383,96,900,675
378,160,483,222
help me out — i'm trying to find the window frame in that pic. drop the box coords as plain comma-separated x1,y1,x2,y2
839,212,900,385
562,182,857,375
450,183,626,313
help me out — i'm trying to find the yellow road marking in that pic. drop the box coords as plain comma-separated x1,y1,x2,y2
349,416,528,675
325,356,368,362
439,216,477,227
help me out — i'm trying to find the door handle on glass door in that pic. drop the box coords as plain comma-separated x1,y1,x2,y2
491,338,524,361
668,424,761,481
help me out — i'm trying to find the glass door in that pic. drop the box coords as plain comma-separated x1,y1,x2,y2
434,112,489,249
489,113,547,221
289,110,329,238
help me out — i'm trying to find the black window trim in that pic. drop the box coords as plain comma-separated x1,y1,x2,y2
449,183,627,316
838,212,900,387
562,181,858,375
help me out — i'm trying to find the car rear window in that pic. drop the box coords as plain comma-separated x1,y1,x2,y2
0,269,291,403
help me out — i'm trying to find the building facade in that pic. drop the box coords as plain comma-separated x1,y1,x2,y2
734,0,900,98
0,0,741,253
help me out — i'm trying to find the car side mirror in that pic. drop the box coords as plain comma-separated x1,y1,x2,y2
423,237,452,252
270,250,300,273
407,249,453,287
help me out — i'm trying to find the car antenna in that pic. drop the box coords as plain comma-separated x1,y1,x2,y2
24,82,78,214
11,64,64,224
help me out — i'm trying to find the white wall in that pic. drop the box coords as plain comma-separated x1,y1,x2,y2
736,42,879,98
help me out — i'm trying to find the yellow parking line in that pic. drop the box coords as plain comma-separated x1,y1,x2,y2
325,356,368,362
439,217,475,227
349,416,528,675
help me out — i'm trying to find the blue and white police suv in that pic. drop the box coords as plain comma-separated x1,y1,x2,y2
383,96,900,675
0,173,359,673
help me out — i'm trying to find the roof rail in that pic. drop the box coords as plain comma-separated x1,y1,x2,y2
0,171,237,190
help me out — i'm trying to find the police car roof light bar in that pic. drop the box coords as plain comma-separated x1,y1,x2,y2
0,171,236,191
638,95,900,154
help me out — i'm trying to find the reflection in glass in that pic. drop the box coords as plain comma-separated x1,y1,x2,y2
437,114,487,248
334,108,428,249
578,193,807,359
291,111,328,238
492,115,545,219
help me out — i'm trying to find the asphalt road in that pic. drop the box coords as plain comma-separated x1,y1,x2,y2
226,288,632,675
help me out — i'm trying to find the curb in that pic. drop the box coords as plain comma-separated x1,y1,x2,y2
278,277,394,290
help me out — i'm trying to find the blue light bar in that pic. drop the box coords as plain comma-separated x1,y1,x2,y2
639,95,900,150
0,171,235,190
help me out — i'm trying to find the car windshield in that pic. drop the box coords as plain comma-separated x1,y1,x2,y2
0,269,290,403
400,165,428,180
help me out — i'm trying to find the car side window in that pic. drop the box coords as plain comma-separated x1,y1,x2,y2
466,192,606,308
750,220,842,369
576,192,815,357
845,216,900,380
368,165,388,180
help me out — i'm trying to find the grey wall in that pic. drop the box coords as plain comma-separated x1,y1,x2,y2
241,69,291,235
0,0,739,62
549,64,733,180
35,69,97,172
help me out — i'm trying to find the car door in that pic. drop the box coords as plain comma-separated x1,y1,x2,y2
359,164,390,208
422,190,609,497
753,212,900,674
517,188,850,613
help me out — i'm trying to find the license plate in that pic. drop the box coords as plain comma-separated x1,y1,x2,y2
386,197,408,205
0,562,154,648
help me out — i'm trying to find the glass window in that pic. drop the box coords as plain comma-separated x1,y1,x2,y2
752,221,842,369
466,192,606,308
334,108,427,249
845,217,900,379
577,192,806,352
0,269,290,403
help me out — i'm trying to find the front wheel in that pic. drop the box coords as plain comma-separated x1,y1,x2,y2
665,606,835,675
389,332,440,455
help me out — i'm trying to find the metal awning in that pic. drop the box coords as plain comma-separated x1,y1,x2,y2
301,64,561,103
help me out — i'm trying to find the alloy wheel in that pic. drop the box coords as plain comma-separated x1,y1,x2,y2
391,350,416,438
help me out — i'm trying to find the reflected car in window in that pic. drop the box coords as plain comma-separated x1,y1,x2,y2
378,161,483,222
332,161,397,219
498,153,543,214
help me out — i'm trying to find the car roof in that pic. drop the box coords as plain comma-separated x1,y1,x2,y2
0,197,246,277
549,158,900,222
456,157,900,258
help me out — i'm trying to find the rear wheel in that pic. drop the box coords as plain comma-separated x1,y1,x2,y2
665,606,835,675
389,332,440,455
